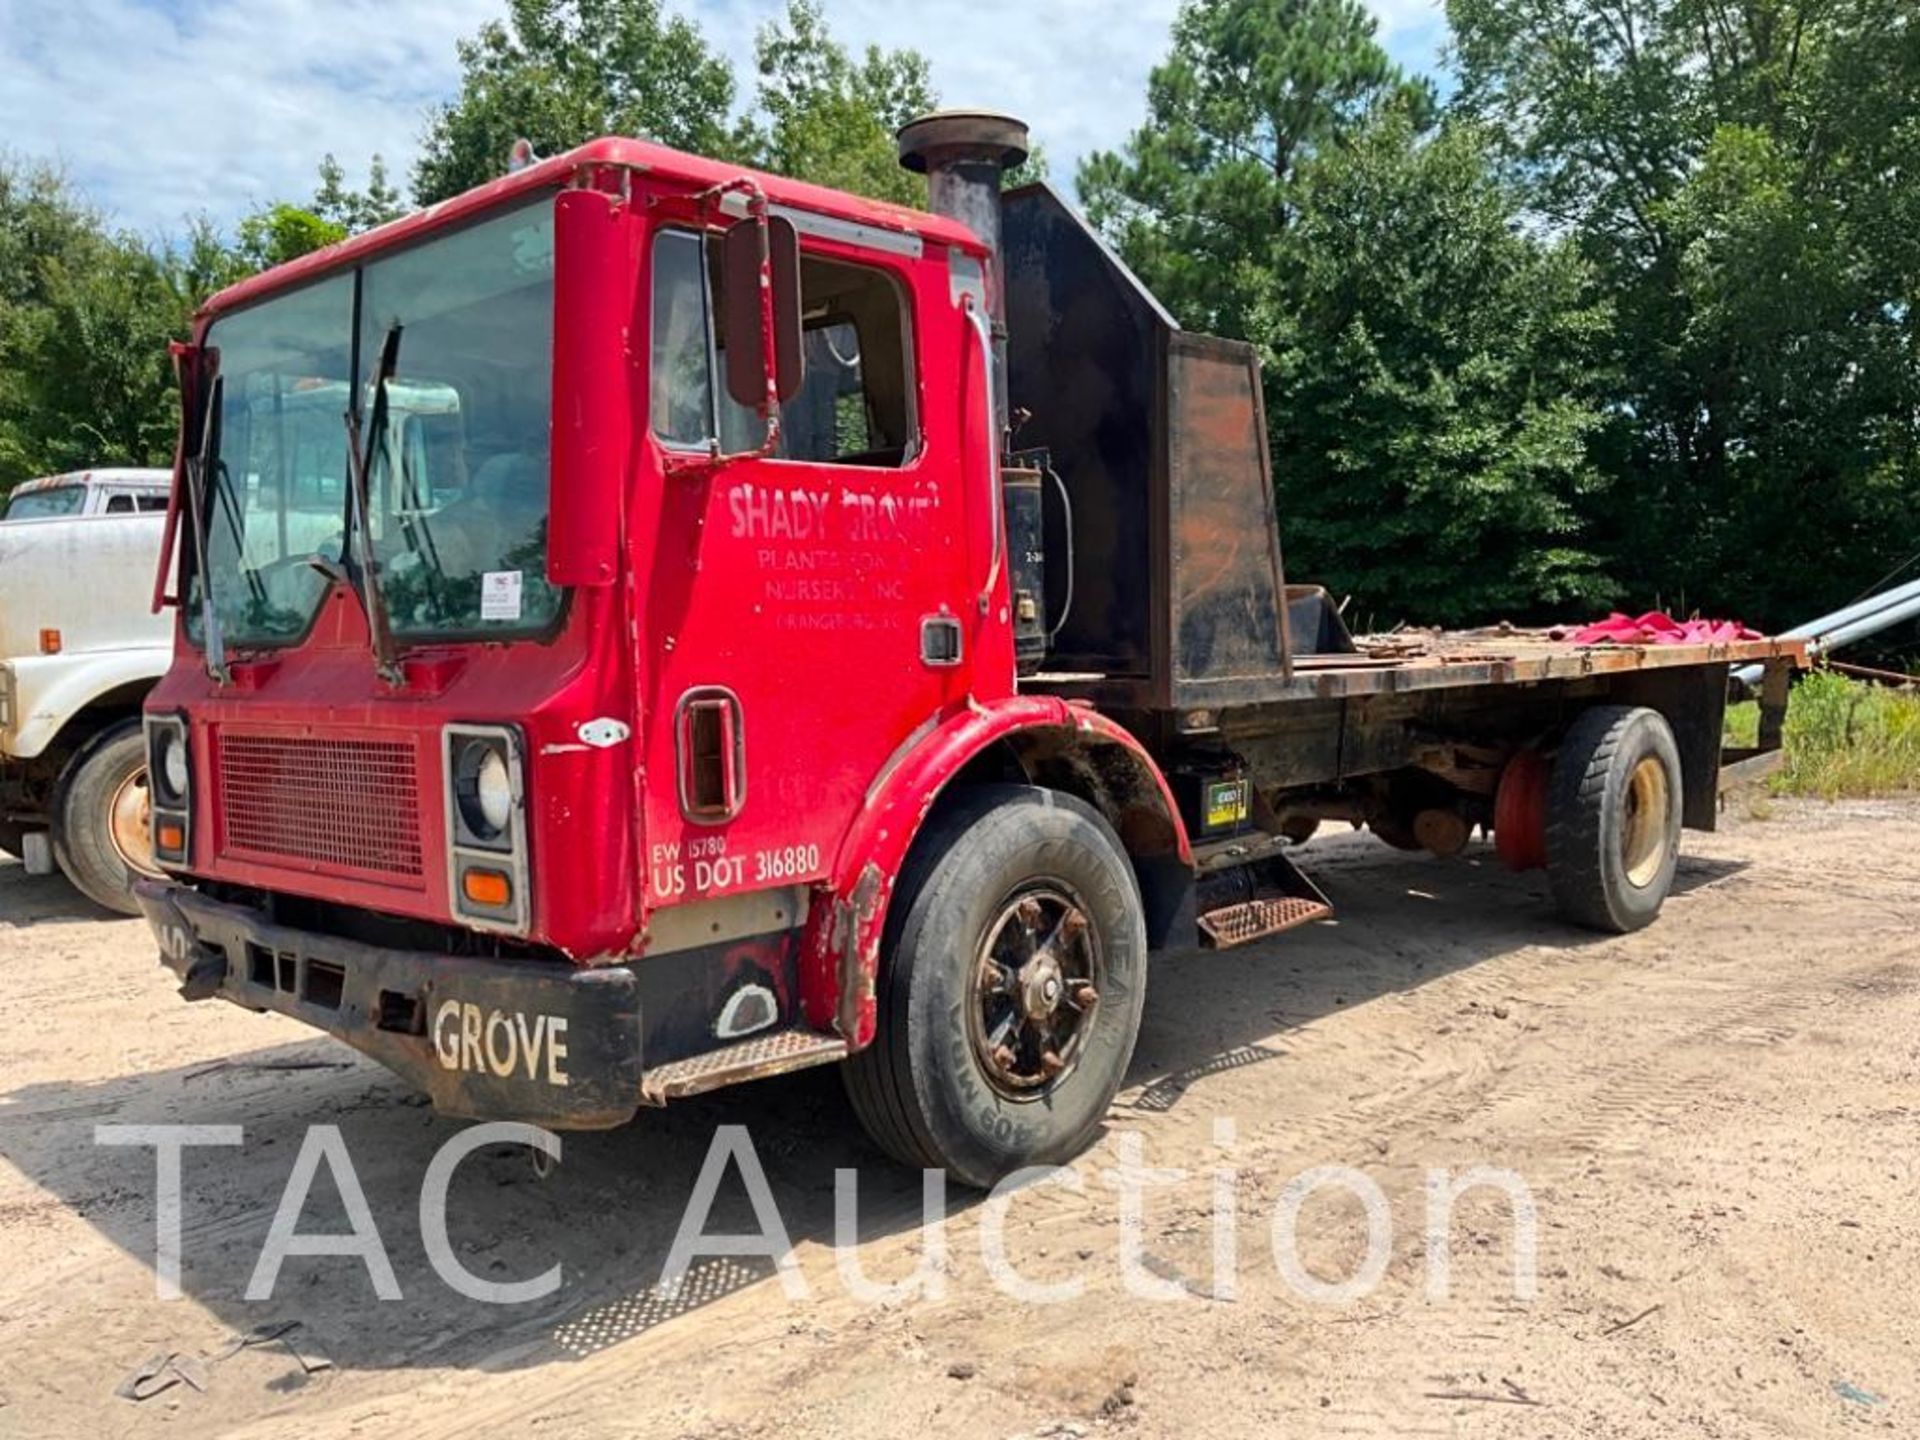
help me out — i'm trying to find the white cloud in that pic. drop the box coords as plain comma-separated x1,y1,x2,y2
0,0,497,237
0,0,1446,236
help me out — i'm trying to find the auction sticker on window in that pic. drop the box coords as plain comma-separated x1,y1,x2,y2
481,570,523,621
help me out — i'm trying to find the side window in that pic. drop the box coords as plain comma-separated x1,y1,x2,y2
649,226,917,468
650,229,716,448
105,493,135,513
136,494,169,512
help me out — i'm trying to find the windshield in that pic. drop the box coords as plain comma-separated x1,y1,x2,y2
188,200,560,652
3,486,87,520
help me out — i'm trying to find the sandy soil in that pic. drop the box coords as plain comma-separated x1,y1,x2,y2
0,799,1915,1439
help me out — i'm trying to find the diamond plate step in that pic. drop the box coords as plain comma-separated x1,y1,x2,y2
1197,895,1332,949
640,1030,848,1105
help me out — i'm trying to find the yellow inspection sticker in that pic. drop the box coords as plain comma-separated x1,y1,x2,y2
1205,780,1250,830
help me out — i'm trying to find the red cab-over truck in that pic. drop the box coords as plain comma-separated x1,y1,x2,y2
138,113,1803,1185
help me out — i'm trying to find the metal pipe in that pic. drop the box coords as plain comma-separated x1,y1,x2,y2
1808,586,1920,652
1733,575,1920,684
1782,574,1920,642
898,110,1030,443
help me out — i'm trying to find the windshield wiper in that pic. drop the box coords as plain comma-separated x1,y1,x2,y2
343,323,405,687
183,374,231,685
395,443,449,614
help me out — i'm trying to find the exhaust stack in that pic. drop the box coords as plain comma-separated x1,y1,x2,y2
898,110,1030,433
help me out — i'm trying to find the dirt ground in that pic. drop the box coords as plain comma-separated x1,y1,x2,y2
0,798,1914,1439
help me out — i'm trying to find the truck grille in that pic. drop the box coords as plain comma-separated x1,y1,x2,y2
217,733,425,878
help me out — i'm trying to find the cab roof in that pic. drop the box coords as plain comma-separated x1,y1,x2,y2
14,468,170,495
200,136,987,322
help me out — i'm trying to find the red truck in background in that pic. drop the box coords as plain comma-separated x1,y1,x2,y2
137,112,1802,1186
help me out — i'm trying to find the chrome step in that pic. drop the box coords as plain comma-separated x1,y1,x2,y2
1198,895,1332,948
640,1029,848,1106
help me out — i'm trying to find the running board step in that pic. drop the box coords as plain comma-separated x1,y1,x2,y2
640,1030,848,1106
1198,895,1332,947
1195,847,1333,949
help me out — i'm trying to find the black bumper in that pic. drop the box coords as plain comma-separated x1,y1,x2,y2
135,879,644,1129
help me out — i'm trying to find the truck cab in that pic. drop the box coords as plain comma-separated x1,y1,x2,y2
3,468,170,521
1,467,173,908
140,134,1048,1128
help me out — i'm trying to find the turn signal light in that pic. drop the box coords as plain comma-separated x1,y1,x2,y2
156,821,185,853
462,869,512,908
38,629,61,655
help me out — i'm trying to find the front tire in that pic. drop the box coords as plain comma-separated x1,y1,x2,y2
1545,705,1683,933
844,785,1148,1188
52,720,159,915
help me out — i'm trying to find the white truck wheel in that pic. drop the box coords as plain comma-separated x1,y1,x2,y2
52,720,159,914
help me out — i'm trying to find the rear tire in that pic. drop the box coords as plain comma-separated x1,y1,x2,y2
52,720,157,915
1545,705,1682,933
843,785,1148,1188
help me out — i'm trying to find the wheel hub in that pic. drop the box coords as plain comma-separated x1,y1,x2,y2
1020,953,1065,1017
108,769,162,880
969,888,1102,1099
1621,754,1671,889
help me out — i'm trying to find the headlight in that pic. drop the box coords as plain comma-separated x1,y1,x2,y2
145,713,192,867
453,738,514,841
475,749,513,833
161,732,189,802
445,724,527,935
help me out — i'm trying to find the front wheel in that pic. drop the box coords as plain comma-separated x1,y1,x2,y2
843,785,1148,1188
53,720,161,915
1545,705,1683,933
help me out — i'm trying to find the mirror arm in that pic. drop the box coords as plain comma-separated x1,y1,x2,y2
667,176,787,474
964,295,1004,615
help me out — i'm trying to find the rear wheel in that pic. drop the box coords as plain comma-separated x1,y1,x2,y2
843,785,1148,1188
52,721,160,914
1545,705,1683,933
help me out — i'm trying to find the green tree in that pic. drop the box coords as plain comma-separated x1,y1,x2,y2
0,161,183,488
413,0,744,204
1079,0,1434,340
313,153,406,231
1078,0,1608,623
233,203,346,270
1449,0,1920,626
751,0,935,206
1274,112,1616,624
0,161,258,495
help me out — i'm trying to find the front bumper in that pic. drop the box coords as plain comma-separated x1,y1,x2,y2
135,879,644,1129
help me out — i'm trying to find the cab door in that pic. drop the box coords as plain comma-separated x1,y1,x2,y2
635,220,982,916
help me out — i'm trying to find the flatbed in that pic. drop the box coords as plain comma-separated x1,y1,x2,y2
1036,629,1803,704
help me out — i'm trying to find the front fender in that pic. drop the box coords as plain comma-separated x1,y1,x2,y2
0,648,169,760
800,696,1190,1045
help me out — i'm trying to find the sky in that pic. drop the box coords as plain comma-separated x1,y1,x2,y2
0,0,1449,238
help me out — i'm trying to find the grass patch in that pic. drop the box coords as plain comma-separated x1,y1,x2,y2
1724,669,1920,799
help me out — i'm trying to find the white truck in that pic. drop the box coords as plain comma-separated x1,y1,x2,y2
1,468,173,911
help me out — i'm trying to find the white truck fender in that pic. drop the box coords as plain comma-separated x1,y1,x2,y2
0,648,173,761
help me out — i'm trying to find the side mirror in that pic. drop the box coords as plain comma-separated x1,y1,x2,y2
722,214,803,412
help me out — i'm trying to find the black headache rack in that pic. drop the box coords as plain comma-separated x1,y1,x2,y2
1003,181,1354,712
